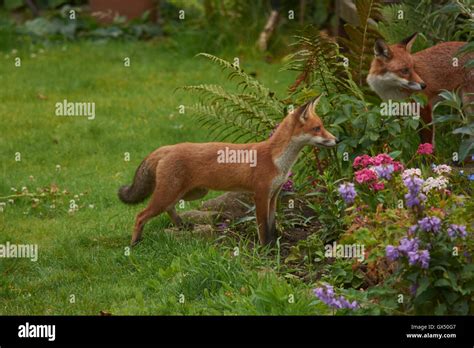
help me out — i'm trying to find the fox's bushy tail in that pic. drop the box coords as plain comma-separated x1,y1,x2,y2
118,159,155,204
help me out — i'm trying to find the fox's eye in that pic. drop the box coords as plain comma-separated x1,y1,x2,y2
313,126,321,132
401,68,410,74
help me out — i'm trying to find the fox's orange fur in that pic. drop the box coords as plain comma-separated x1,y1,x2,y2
119,96,337,246
367,33,473,144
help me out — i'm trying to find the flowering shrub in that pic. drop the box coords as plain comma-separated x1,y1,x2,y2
385,216,471,314
333,148,473,315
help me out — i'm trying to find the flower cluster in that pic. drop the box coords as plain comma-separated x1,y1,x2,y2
402,170,426,209
313,284,358,310
432,164,452,176
402,168,421,179
338,182,357,204
353,153,403,171
352,153,403,191
386,235,430,269
374,164,395,180
422,176,449,194
355,168,377,184
386,217,469,269
447,224,467,239
416,143,433,155
417,216,442,233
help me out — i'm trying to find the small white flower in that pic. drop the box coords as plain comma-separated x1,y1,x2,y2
56,164,61,171
8,199,14,204
11,187,17,192
21,186,27,192
402,168,422,180
422,176,449,194
433,164,452,176
88,204,94,209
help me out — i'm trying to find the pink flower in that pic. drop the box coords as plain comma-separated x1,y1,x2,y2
372,154,393,166
417,143,433,155
355,168,377,184
353,155,373,169
371,181,385,191
392,161,404,172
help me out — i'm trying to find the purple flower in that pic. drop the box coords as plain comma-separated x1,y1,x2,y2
447,224,467,238
397,237,419,254
408,225,418,236
418,216,442,233
403,176,426,209
419,250,430,269
407,251,420,265
386,245,399,261
313,284,358,310
282,179,294,192
373,164,394,180
338,182,357,204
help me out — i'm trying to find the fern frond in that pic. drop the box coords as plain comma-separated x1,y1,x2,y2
182,54,285,143
283,30,354,98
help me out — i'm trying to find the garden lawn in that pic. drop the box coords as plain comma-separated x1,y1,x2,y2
0,40,325,315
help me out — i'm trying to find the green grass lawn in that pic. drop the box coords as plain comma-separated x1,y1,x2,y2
0,40,326,315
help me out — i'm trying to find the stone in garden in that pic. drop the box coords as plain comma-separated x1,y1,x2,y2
200,192,253,220
180,210,220,224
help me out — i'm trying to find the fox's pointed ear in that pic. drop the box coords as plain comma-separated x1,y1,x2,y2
374,39,392,60
298,106,309,124
400,32,418,53
299,94,324,124
311,94,324,109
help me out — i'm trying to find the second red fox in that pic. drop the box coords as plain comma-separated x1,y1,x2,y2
118,96,338,246
367,33,473,144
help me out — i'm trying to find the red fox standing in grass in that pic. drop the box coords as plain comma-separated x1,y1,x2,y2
367,33,473,144
119,96,337,246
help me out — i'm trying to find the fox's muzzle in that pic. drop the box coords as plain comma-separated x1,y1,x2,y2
406,81,426,91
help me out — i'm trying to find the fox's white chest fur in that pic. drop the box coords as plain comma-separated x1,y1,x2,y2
271,135,308,193
367,72,410,100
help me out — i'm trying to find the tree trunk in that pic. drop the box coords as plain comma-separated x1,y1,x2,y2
257,10,280,52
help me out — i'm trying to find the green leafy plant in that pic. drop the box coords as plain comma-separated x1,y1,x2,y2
432,89,474,161
379,0,473,46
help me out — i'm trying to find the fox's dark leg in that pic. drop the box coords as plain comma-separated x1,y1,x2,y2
268,189,281,242
166,207,194,230
420,104,434,145
254,190,273,246
131,186,183,246
167,207,183,226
